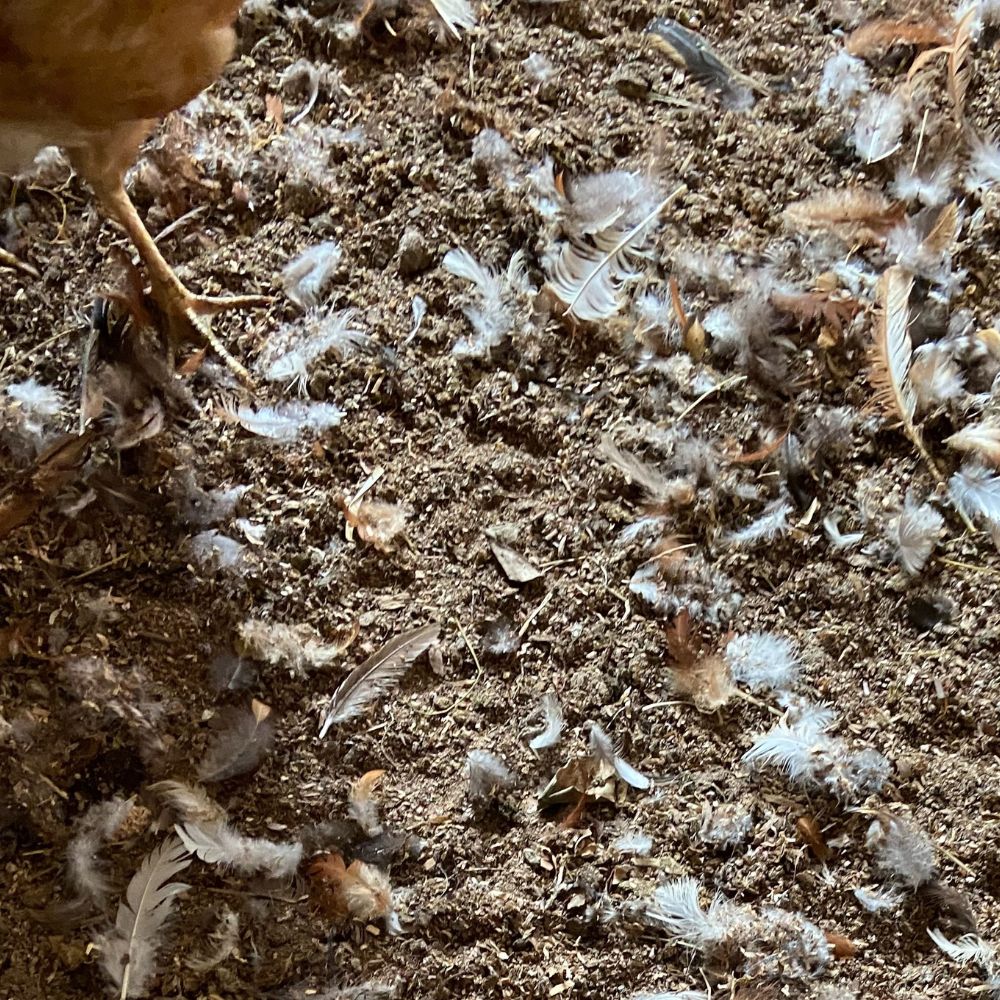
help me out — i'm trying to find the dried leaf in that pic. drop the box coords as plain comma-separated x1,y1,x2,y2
319,623,440,736
197,700,276,783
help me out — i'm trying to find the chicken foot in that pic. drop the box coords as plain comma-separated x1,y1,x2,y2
98,183,270,385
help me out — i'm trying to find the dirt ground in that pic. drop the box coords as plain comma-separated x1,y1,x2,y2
3,1,1000,998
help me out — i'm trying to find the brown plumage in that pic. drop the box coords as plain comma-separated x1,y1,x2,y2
0,2,267,374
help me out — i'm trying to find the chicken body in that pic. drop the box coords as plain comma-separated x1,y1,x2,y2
0,1,266,376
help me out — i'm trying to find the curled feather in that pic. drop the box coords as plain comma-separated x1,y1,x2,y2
589,723,650,790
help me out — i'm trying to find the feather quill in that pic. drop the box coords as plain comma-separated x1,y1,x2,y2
96,836,191,1000
319,622,440,737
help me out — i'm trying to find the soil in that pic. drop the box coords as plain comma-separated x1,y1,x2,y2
2,1,1000,999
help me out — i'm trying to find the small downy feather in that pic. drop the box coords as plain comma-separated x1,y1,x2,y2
945,422,1000,466
887,495,944,574
949,463,1000,528
528,692,564,750
443,248,535,357
197,700,276,783
148,781,227,826
319,623,440,736
225,400,344,441
589,724,650,790
724,632,799,691
722,497,791,547
96,836,191,999
611,829,653,855
852,91,908,164
966,131,1000,190
67,797,135,906
348,769,385,836
238,618,358,676
854,885,905,913
176,821,303,878
817,50,871,108
257,308,368,393
467,750,516,798
281,241,342,309
186,906,240,972
743,702,890,801
866,813,936,888
910,343,965,413
823,514,864,550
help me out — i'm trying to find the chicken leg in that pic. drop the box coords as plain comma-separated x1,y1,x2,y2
96,181,270,384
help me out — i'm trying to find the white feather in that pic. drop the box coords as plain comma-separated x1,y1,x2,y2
949,464,1000,527
226,400,344,441
852,91,908,163
589,724,650,790
928,928,997,968
723,498,792,547
281,241,342,309
176,822,302,879
853,885,905,913
528,692,564,750
887,496,944,574
725,632,799,691
466,750,515,798
96,836,191,998
823,514,864,549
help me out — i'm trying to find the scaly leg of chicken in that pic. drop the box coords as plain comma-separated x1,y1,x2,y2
97,182,270,384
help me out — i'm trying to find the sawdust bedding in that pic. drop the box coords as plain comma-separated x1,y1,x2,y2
2,1,1000,999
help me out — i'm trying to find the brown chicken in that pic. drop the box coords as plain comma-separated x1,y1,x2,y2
0,1,267,372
